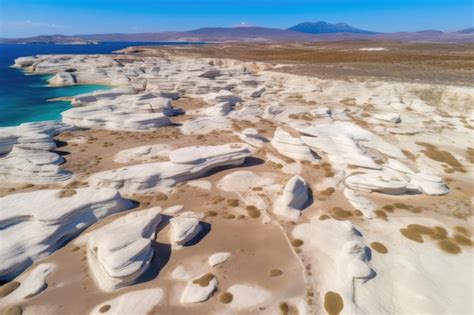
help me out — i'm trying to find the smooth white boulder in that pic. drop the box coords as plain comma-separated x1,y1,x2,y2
180,273,217,304
84,207,162,291
89,143,251,194
271,127,317,162
238,128,268,148
208,252,232,267
90,288,164,315
273,175,309,220
170,212,202,247
0,188,133,280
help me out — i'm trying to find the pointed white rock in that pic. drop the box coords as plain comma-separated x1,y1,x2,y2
273,175,309,220
208,252,232,267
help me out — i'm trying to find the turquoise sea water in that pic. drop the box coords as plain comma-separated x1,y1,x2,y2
0,42,200,127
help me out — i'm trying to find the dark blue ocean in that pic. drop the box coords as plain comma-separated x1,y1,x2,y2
0,42,197,127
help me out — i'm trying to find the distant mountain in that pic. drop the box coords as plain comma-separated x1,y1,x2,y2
455,27,474,34
288,21,376,34
183,27,320,41
2,24,473,44
1,34,98,45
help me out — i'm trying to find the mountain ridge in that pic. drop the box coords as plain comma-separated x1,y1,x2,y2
2,22,473,44
287,21,376,34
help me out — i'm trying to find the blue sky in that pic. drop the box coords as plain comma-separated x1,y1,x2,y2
1,0,472,37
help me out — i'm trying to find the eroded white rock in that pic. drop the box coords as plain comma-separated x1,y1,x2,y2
208,252,232,267
0,188,133,280
271,128,317,162
170,212,202,247
273,175,309,220
180,273,217,304
89,143,251,194
85,207,162,291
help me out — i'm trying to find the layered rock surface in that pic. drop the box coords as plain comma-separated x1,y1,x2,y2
80,207,162,291
89,143,251,193
0,188,132,280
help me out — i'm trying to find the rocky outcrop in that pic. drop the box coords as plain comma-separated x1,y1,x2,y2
273,175,310,220
208,252,232,267
293,218,375,314
271,128,318,162
0,146,71,184
84,207,162,291
180,273,217,303
89,143,251,194
170,212,202,247
0,188,133,280
0,264,56,308
238,128,268,148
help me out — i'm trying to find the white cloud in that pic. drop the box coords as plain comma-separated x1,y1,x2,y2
233,21,255,28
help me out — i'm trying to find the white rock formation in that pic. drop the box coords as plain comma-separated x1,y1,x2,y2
114,144,172,164
343,188,375,218
0,146,71,184
85,207,162,291
208,252,232,267
0,264,56,307
48,72,76,86
180,273,217,304
299,121,406,160
0,188,133,280
271,127,317,162
238,128,268,148
345,165,449,196
170,212,202,247
293,218,375,315
89,143,251,194
90,288,164,315
217,170,280,210
273,175,310,220
301,133,380,170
